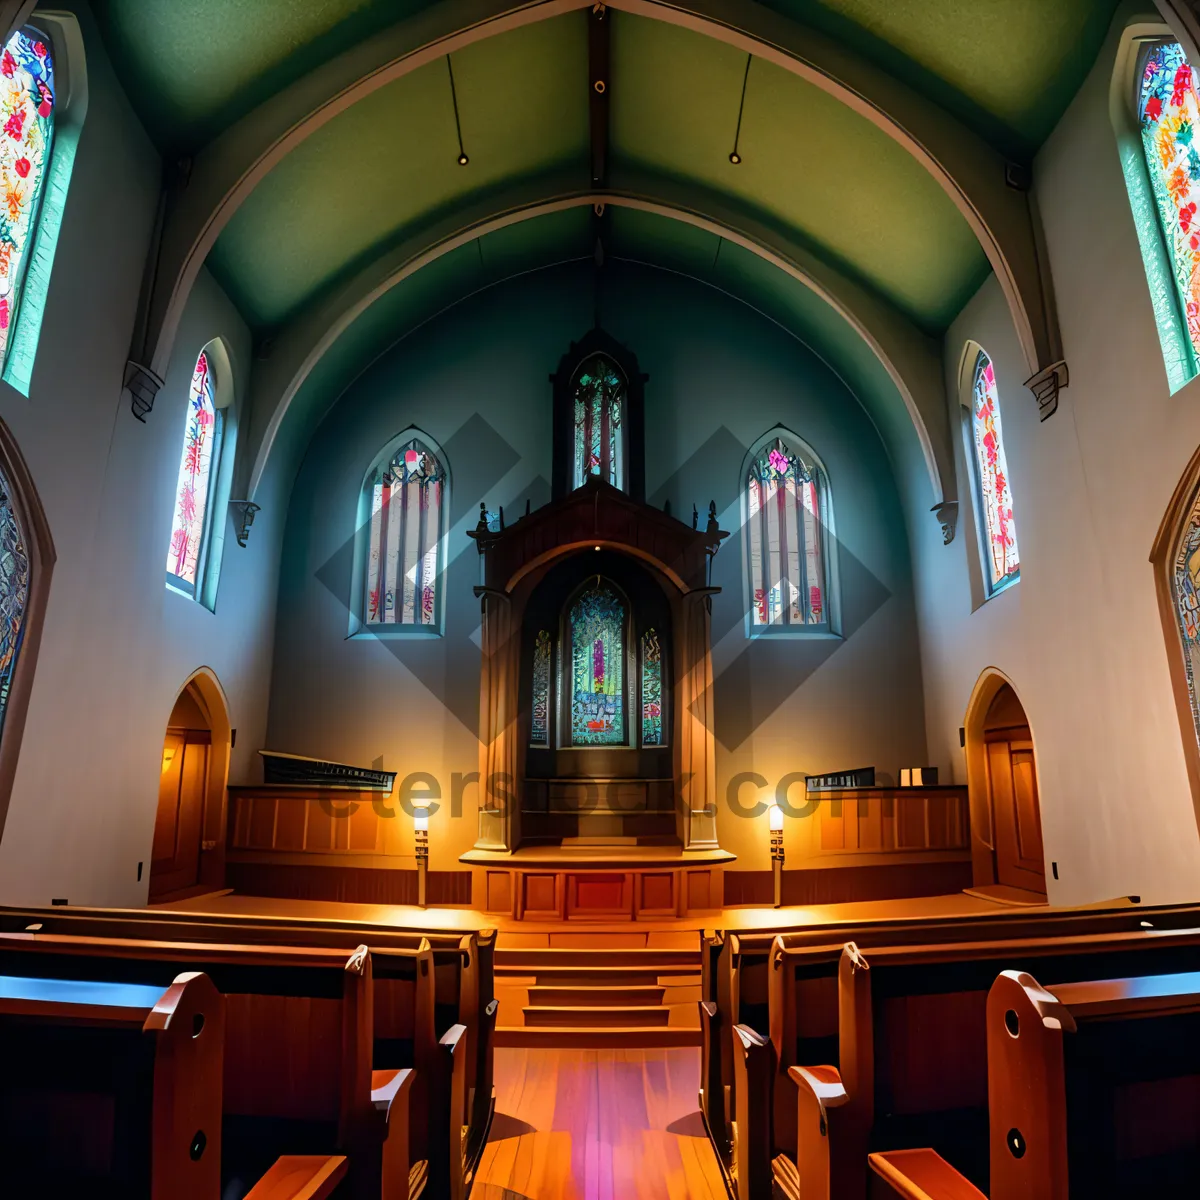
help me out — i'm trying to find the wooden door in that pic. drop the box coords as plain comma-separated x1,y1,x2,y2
985,730,1045,891
149,729,210,900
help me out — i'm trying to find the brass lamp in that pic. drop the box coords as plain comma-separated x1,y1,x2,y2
769,800,784,909
414,803,430,908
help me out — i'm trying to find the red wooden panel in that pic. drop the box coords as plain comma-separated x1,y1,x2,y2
374,978,416,1040
574,875,625,912
346,802,379,852
304,800,335,851
523,873,559,917
686,870,712,911
895,794,927,849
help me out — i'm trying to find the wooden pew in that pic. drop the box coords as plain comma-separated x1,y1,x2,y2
0,931,464,1199
868,968,1200,1199
0,968,347,1199
700,900,1200,1177
0,904,499,1160
761,924,1200,1200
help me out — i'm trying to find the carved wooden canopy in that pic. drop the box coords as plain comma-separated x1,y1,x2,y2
469,476,727,594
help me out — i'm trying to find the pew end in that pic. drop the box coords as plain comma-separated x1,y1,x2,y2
243,1155,349,1200
867,1149,986,1200
699,999,730,1161
731,1023,774,1200
775,1063,859,1200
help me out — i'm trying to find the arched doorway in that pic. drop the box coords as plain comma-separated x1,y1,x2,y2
964,671,1046,896
149,671,230,902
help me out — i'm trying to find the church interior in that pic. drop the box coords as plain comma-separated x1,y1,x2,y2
6,1,1200,1197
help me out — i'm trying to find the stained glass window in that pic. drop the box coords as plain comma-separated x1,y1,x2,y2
970,352,1020,592
1139,40,1200,362
1173,494,1200,754
572,354,625,491
0,28,54,374
641,628,663,747
365,438,444,627
746,436,827,628
569,582,625,745
0,464,29,738
166,351,222,593
530,629,551,747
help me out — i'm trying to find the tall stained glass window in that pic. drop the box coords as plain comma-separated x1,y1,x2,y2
746,436,827,628
572,354,625,491
166,351,222,594
0,28,54,374
1173,495,1200,754
1139,40,1200,362
641,628,663,747
364,437,444,628
569,582,625,745
0,463,29,738
530,629,551,747
970,351,1020,592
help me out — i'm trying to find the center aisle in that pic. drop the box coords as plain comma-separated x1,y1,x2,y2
473,1047,727,1200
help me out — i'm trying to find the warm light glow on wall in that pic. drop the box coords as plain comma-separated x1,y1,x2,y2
768,800,784,831
161,747,176,775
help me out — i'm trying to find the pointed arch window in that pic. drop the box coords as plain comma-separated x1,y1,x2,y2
363,436,446,629
0,27,55,376
1136,40,1200,376
969,351,1020,593
567,581,627,745
166,351,224,597
745,434,830,629
0,463,29,739
572,354,626,491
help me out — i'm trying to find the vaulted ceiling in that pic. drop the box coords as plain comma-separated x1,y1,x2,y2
89,0,1126,509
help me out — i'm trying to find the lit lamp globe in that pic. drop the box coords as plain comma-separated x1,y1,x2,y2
769,801,784,832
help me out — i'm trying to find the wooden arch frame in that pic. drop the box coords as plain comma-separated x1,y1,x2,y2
151,665,233,899
962,665,1041,890
1150,441,1200,832
131,0,1062,440
0,415,54,846
551,328,646,504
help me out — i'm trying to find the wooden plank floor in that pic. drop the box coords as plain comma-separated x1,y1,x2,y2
472,1048,726,1200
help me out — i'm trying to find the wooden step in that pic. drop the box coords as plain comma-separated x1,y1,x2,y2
495,947,699,970
528,985,666,1006
495,1025,702,1049
523,1005,671,1027
495,966,669,987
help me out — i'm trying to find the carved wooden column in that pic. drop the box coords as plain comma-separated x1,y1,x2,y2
679,588,719,849
475,586,517,851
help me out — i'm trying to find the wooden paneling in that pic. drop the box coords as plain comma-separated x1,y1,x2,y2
486,870,514,915
230,788,390,855
686,870,713,912
637,872,676,915
225,862,472,906
522,873,563,920
816,788,969,853
723,861,974,907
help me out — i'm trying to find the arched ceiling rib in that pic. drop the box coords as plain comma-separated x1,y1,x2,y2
243,192,946,518
93,0,1101,391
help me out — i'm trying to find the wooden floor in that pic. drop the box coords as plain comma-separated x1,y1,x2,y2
472,1048,726,1200
155,887,1010,932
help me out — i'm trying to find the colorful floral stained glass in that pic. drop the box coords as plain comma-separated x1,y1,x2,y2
0,464,29,738
365,438,444,627
0,28,53,373
1139,40,1200,361
641,628,663,746
572,354,625,491
746,437,826,627
569,582,625,745
166,351,220,592
970,352,1020,592
1174,491,1200,753
530,629,551,747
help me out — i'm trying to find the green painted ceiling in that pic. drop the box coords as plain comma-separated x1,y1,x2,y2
762,1,1122,157
204,12,986,333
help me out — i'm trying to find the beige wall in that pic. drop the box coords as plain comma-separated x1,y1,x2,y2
913,7,1200,905
0,5,285,906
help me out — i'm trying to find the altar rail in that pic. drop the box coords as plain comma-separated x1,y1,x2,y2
813,786,969,853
